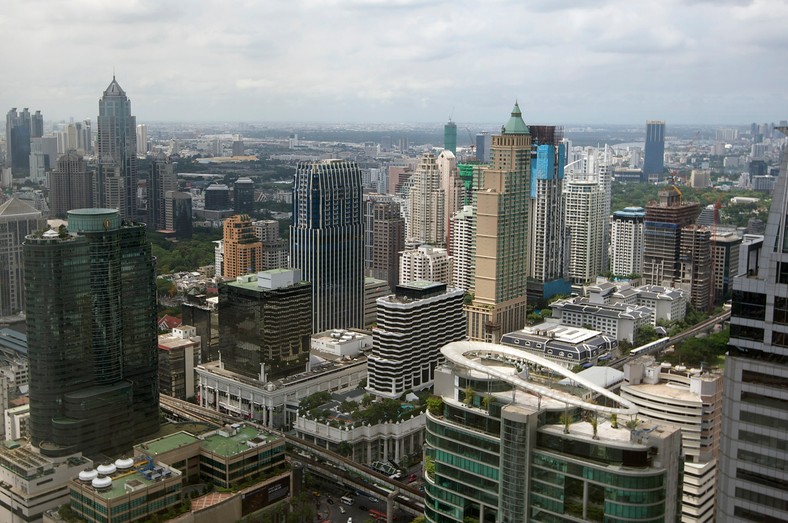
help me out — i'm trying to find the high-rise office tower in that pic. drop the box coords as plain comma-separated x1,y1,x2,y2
711,231,741,303
233,177,255,214
644,120,666,181
611,207,646,277
464,103,531,342
30,110,43,139
25,208,158,457
643,189,702,290
444,120,457,155
96,77,138,220
147,152,176,230
48,151,94,218
564,174,605,284
364,193,405,292
253,219,288,270
475,132,491,163
0,199,45,317
290,159,364,332
136,124,148,155
718,129,788,521
28,137,48,184
425,340,681,523
222,214,262,279
527,125,570,304
406,152,446,247
368,281,465,398
204,183,231,210
219,269,312,380
6,108,33,174
165,191,193,239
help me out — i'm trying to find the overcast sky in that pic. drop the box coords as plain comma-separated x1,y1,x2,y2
2,0,786,125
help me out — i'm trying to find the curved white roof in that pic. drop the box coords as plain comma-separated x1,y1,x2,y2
441,341,638,416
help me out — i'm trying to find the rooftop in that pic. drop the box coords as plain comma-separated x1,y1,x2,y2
137,431,200,456
201,425,279,457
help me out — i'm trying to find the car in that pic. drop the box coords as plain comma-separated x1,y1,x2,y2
369,496,380,503
407,473,418,483
327,498,334,505
347,518,353,523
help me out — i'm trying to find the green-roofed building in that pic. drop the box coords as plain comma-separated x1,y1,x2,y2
135,424,286,489
464,103,532,342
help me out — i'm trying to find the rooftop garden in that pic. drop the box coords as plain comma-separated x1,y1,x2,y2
297,389,430,428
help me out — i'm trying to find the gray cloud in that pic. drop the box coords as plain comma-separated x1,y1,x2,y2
0,0,784,124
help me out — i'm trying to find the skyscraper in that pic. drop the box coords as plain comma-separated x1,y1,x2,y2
444,120,457,155
96,77,138,220
644,120,665,181
364,193,405,292
527,125,570,304
147,152,176,230
718,127,788,521
564,175,606,284
464,103,531,342
6,108,34,174
0,198,45,317
406,152,445,246
48,151,94,218
233,177,255,214
25,208,158,457
290,159,364,332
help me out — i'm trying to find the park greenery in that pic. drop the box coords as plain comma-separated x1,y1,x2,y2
298,390,427,427
611,182,770,228
149,228,221,275
663,327,730,368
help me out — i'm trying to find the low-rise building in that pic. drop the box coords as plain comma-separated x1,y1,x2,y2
550,297,652,342
0,443,92,523
135,424,286,489
68,458,182,523
500,323,617,369
4,404,30,441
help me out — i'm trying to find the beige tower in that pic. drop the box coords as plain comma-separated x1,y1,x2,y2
465,103,531,341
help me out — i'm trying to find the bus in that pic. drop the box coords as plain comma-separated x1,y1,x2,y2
369,509,386,521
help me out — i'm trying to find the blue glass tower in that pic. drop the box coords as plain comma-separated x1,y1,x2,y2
643,120,665,181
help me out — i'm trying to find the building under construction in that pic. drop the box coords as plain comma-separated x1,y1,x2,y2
680,224,712,311
643,188,701,292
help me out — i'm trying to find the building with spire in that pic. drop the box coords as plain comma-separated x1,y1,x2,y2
0,198,45,317
717,126,788,521
24,209,159,457
464,103,531,342
290,159,364,332
96,77,138,221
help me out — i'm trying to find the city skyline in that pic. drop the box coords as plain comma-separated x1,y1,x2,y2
1,1,785,125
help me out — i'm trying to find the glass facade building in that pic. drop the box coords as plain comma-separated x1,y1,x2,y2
290,159,364,332
424,341,681,523
717,126,788,521
643,120,665,181
25,208,158,457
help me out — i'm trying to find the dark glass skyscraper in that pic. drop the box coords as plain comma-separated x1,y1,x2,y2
643,120,665,181
25,208,158,457
444,120,457,155
290,159,364,332
96,77,138,220
717,127,788,521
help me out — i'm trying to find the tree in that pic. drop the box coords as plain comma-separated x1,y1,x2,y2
634,324,658,347
426,396,444,416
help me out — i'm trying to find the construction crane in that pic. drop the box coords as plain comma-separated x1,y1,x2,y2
667,172,683,203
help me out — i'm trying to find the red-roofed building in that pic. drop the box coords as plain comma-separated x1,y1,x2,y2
157,314,182,332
